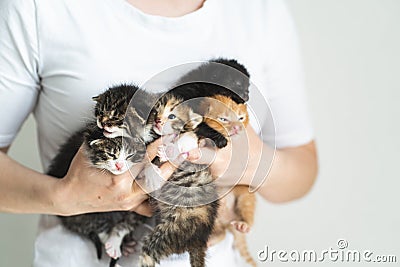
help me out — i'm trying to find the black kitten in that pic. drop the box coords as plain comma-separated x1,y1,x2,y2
170,58,250,104
168,58,251,148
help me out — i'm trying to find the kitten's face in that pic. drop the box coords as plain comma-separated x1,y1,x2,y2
86,137,145,175
202,95,249,137
92,94,128,138
149,95,202,136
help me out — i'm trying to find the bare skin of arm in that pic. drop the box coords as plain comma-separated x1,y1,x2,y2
188,126,318,203
0,139,176,216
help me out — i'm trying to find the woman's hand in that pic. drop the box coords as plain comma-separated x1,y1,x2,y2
54,138,176,217
187,125,318,202
187,126,266,189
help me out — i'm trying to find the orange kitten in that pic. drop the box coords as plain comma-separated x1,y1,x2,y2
200,95,248,139
200,95,257,267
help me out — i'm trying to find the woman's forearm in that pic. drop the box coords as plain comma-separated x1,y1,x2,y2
255,140,318,203
0,149,61,214
0,138,176,216
239,127,318,202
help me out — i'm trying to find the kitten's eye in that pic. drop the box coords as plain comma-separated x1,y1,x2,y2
239,117,245,121
168,114,176,120
106,152,116,159
218,117,228,122
126,153,136,160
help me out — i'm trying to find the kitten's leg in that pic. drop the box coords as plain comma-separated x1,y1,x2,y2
90,232,105,259
196,122,228,148
232,186,256,233
189,247,207,267
231,185,257,266
121,235,137,257
104,225,130,259
139,224,174,267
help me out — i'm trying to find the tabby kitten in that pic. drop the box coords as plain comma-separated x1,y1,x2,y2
137,94,220,267
93,84,158,142
199,94,257,267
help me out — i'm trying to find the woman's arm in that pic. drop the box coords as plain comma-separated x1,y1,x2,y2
244,127,318,202
0,139,176,216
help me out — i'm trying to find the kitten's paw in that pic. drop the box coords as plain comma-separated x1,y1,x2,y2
177,132,198,153
105,240,122,259
157,145,168,162
231,221,251,233
139,254,156,267
214,135,228,148
121,240,137,257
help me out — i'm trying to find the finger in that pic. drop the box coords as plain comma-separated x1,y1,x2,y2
133,200,154,217
131,180,148,195
186,147,217,165
128,162,146,178
146,138,162,161
158,161,178,180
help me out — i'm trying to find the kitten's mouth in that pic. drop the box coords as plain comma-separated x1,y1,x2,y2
103,130,113,137
153,125,163,135
228,131,239,137
109,169,126,175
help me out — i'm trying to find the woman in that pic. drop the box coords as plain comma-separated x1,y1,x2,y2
0,0,318,266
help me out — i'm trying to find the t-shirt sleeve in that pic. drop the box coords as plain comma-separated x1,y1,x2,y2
258,0,314,148
0,0,40,147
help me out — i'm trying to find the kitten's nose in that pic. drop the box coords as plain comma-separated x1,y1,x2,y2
233,125,240,131
115,162,124,171
155,118,161,124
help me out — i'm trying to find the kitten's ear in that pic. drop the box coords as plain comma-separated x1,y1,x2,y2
92,95,101,102
189,110,203,129
199,98,212,114
89,139,104,147
127,107,146,124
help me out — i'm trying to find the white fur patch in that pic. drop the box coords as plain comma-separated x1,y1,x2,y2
177,132,198,153
104,228,130,259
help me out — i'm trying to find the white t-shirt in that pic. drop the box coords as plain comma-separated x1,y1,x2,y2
0,0,313,266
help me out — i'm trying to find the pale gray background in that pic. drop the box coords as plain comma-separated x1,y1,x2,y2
1,0,399,266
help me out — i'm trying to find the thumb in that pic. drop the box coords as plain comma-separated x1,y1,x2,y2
186,147,217,165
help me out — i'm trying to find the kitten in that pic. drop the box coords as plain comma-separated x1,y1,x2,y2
169,58,251,148
93,84,159,141
170,58,250,104
137,94,220,267
47,101,152,267
199,94,257,267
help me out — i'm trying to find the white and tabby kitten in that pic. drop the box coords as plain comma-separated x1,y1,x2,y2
48,86,157,267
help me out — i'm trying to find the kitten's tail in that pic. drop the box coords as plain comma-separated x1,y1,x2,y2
232,231,257,267
109,257,120,267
